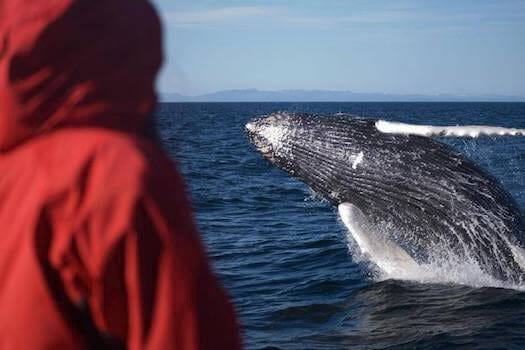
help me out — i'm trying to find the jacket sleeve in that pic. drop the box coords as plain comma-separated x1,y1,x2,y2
68,154,242,350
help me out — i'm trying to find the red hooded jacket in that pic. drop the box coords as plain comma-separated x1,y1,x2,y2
0,0,241,348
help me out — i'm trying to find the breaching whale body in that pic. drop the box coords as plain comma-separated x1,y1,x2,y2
245,112,525,286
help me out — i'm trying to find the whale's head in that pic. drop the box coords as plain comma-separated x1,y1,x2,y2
245,112,381,205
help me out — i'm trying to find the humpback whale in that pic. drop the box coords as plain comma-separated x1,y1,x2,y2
246,112,525,285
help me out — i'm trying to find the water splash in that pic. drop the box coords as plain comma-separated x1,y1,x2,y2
339,206,525,291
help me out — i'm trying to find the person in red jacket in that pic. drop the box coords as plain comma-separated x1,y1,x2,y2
0,0,242,349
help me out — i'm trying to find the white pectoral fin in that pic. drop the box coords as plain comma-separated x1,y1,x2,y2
338,203,374,254
375,120,525,138
338,202,418,274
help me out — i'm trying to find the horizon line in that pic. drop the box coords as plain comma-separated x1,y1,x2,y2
159,89,525,103
160,99,525,103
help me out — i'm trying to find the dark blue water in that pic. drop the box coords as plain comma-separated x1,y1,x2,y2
156,103,525,350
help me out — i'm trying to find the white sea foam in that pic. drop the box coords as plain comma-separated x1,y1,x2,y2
373,257,515,290
376,120,525,138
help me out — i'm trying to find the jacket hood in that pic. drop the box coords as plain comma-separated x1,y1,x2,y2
0,0,163,152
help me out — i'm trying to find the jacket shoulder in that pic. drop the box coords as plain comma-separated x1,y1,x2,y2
29,128,187,214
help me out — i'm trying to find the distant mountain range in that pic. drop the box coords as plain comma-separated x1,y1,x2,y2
160,89,524,102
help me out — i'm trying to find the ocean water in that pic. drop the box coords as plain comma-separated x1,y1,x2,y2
156,102,525,350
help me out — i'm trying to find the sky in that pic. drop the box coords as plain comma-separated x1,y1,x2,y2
150,0,525,97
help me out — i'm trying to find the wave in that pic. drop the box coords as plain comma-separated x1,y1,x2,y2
376,120,525,138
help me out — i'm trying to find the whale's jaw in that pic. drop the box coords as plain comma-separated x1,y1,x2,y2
246,112,525,285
